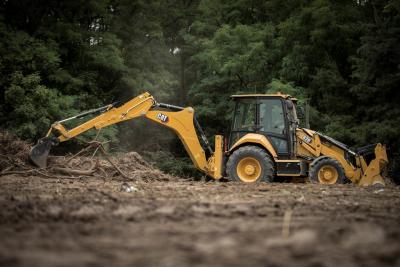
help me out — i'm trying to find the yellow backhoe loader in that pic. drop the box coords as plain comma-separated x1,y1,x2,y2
29,92,389,186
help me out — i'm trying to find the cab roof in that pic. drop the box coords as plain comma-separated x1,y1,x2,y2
230,92,297,101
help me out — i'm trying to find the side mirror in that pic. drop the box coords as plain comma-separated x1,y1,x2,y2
296,101,310,129
286,100,294,110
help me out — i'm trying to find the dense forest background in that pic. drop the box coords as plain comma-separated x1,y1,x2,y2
0,0,399,181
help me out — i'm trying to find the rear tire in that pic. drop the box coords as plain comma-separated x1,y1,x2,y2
309,157,346,184
226,146,274,183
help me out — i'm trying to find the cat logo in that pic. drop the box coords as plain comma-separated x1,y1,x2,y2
302,135,312,144
156,113,169,123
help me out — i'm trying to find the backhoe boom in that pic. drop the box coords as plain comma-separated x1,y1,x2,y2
29,92,223,179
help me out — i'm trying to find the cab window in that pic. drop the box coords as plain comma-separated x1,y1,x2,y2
259,99,285,135
259,99,288,154
233,99,256,131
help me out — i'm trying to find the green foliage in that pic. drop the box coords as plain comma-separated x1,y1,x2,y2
0,0,125,143
187,21,279,136
0,0,399,180
266,79,305,99
3,72,76,140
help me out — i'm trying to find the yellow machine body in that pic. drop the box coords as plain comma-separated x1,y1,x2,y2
30,91,388,186
38,92,223,179
294,129,388,185
227,93,389,186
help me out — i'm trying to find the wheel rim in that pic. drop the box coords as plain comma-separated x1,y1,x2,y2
317,165,338,184
236,157,262,182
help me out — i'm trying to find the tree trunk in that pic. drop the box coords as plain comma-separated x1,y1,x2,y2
180,51,186,105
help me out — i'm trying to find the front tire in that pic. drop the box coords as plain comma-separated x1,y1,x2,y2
226,146,274,183
309,157,346,184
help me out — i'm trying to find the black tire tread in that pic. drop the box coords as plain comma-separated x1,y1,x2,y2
309,157,346,184
226,145,274,182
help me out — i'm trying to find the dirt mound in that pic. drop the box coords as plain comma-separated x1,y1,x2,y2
114,152,179,181
0,131,178,181
0,131,30,160
0,131,31,171
50,151,178,181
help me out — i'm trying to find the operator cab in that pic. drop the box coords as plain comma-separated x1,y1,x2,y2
229,93,299,159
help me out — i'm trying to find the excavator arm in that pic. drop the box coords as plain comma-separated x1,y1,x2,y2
29,92,223,179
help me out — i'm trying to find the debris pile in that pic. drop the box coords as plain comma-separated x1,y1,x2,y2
48,151,178,181
0,131,31,171
0,131,31,157
0,131,178,181
113,152,178,181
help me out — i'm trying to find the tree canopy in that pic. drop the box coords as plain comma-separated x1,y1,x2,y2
0,0,399,180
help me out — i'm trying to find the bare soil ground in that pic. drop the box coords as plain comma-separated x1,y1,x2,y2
0,175,399,267
0,131,399,267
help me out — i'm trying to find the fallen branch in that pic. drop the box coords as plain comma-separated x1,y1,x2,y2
98,146,133,180
0,169,36,176
51,166,96,176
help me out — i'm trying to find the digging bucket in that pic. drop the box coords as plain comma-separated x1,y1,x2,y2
29,137,59,168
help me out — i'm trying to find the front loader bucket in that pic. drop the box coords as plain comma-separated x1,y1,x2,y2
29,137,58,168
358,143,389,186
